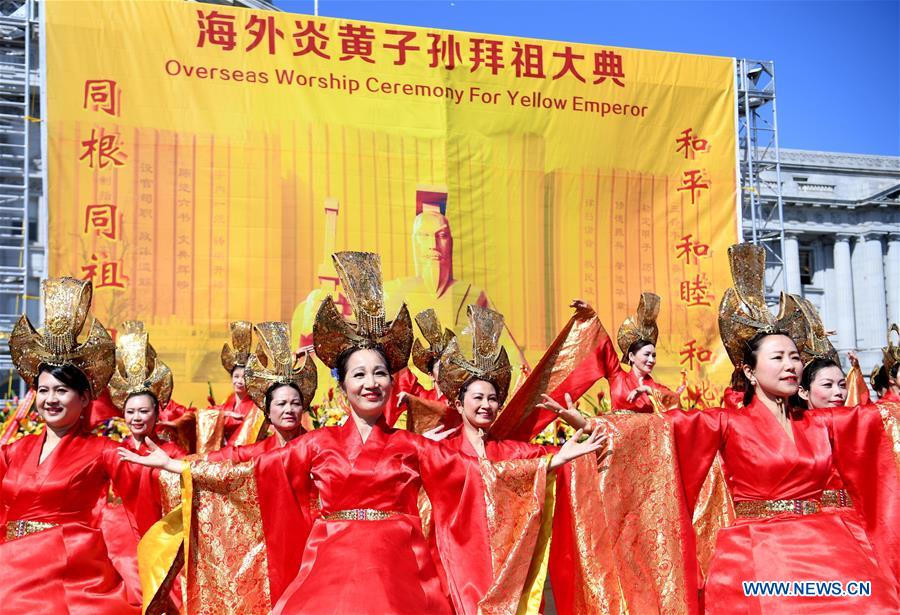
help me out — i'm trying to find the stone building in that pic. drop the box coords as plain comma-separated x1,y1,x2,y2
757,148,900,371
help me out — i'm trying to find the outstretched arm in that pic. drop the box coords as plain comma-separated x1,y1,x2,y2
118,438,185,474
549,428,608,470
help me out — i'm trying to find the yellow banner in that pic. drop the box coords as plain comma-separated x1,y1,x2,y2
46,0,737,406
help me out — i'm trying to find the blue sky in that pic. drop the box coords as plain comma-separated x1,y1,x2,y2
275,0,899,156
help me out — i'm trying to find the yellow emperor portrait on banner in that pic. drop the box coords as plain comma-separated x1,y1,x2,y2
46,0,738,404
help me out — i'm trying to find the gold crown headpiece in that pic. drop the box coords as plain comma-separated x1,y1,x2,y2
717,244,808,367
411,309,455,375
108,321,173,410
438,305,511,405
9,277,115,397
617,292,661,363
870,364,885,391
221,320,253,373
787,295,838,366
313,251,413,373
244,322,317,412
883,323,900,378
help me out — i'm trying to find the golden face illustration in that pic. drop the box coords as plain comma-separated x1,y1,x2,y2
412,209,453,276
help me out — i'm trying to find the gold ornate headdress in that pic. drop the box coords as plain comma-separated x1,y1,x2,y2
870,364,886,391
883,323,900,378
437,305,512,405
617,292,661,363
313,251,413,373
9,277,115,397
411,309,455,375
787,295,839,365
718,244,807,367
221,320,253,374
108,321,173,410
244,322,317,411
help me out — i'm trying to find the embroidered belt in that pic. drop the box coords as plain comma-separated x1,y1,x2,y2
821,489,854,508
734,498,821,518
5,520,58,540
322,509,403,522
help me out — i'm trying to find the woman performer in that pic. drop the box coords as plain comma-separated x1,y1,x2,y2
1,277,163,614
601,292,684,412
206,321,317,461
194,321,261,452
110,321,186,459
583,244,899,612
872,324,900,402
102,319,187,609
122,251,602,615
537,296,721,615
387,308,454,427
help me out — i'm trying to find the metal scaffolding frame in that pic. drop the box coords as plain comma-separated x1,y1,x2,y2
0,0,38,398
736,58,786,303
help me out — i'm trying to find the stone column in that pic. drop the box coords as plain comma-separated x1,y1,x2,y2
886,232,900,325
832,234,856,352
855,233,888,357
784,233,802,295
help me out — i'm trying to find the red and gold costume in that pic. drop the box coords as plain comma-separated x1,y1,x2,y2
2,278,161,614
140,253,552,615
666,244,900,612
207,321,317,462
196,321,263,452
385,308,454,426
602,292,681,412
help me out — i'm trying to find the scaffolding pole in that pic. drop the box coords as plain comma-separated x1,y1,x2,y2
0,0,38,399
737,58,786,303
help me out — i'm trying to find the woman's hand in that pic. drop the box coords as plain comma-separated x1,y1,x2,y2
396,391,409,406
550,428,609,470
626,385,651,403
117,438,184,474
569,299,596,319
675,369,688,395
422,425,460,442
536,393,589,430
848,351,860,370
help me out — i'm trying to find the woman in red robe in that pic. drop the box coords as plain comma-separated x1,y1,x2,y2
590,244,900,613
872,324,900,402
601,292,684,412
429,304,608,613
206,321,317,462
125,252,594,615
2,277,161,614
109,321,187,460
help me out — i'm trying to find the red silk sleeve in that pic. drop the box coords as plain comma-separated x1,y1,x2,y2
491,310,613,441
385,368,428,427
827,405,900,584
844,366,872,406
417,439,493,615
87,389,121,428
102,446,163,536
158,399,191,422
254,437,316,604
0,444,8,496
665,409,728,511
